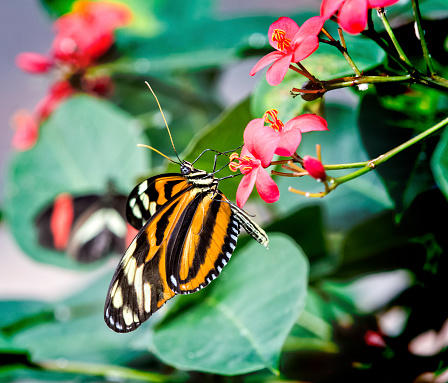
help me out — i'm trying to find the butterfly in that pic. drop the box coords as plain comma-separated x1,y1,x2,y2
35,185,135,263
104,83,268,333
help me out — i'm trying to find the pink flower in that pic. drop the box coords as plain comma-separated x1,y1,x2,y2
250,16,325,86
11,110,39,151
244,109,328,162
52,0,132,67
15,52,53,74
229,147,280,208
321,0,400,34
303,155,327,181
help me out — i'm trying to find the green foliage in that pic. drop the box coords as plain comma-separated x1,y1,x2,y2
152,234,308,375
3,95,149,268
3,0,448,381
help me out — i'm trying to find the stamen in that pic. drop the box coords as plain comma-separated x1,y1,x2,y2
272,29,291,51
228,153,256,172
264,109,284,131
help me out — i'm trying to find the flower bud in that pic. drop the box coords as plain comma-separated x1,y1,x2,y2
303,155,326,181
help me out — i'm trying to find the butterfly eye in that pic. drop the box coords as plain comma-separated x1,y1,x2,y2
180,163,192,176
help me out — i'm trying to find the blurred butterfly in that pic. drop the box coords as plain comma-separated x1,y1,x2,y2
35,186,137,263
104,83,268,333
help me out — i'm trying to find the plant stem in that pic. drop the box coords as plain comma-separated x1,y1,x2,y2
411,0,436,75
323,74,412,90
336,116,448,185
377,8,414,68
37,360,186,382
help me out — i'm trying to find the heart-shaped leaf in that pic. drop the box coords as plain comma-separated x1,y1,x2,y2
152,233,309,375
3,95,149,269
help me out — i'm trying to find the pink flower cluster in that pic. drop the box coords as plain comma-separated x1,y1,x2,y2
321,0,400,35
13,0,132,151
250,0,400,86
230,110,328,207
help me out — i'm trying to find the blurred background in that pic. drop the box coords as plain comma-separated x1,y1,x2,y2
1,0,448,382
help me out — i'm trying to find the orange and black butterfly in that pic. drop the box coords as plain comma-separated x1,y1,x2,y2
104,84,268,333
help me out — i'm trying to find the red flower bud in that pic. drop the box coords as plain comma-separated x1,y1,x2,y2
303,155,326,181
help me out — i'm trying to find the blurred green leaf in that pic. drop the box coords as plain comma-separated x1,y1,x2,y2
152,234,309,375
359,91,440,210
40,0,75,16
3,95,149,269
6,273,148,365
250,70,324,123
431,123,448,201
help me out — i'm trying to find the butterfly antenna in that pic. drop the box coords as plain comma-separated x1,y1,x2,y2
137,144,178,164
145,81,182,163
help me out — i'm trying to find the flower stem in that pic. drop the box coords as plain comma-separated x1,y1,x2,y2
336,116,448,185
37,360,186,382
377,7,414,68
411,0,436,75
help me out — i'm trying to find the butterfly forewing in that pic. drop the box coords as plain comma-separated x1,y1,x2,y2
126,174,189,230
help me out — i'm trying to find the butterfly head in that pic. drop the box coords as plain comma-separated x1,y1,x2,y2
180,161,194,176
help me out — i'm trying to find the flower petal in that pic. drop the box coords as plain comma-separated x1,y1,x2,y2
293,16,325,45
284,114,328,133
11,110,39,151
368,0,399,7
243,120,279,168
275,129,302,157
268,17,299,50
303,155,326,180
338,0,368,34
266,53,293,86
249,51,285,76
15,52,53,74
321,0,346,19
236,171,257,208
255,168,280,204
292,35,319,62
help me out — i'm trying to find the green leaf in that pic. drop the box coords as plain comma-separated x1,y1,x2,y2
359,91,439,210
3,95,149,269
152,234,309,375
431,123,448,200
6,273,148,365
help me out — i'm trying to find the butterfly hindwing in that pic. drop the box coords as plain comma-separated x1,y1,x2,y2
126,174,189,230
105,185,194,332
165,191,240,294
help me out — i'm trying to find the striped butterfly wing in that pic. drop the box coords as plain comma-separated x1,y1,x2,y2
164,190,240,294
105,185,241,332
126,174,189,230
